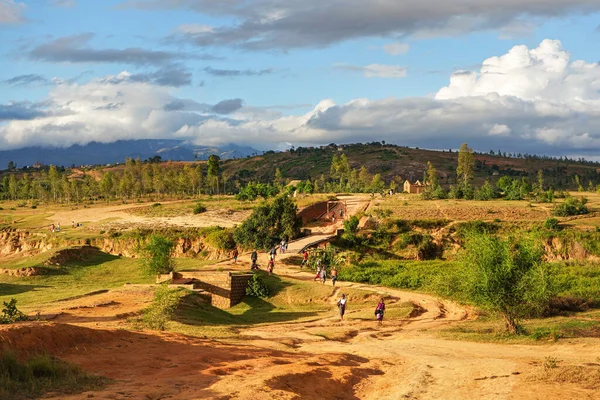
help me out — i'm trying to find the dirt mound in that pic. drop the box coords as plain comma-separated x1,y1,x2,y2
43,246,99,266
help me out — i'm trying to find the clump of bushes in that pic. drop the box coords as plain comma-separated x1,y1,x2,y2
141,285,182,331
544,217,560,231
0,299,27,324
193,202,207,214
553,196,589,217
141,235,175,276
205,227,236,251
246,273,271,297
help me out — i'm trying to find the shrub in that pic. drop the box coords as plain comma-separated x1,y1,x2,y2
193,203,207,214
234,195,301,250
462,233,553,334
0,299,27,324
206,228,236,251
553,196,589,217
151,203,162,208
142,285,182,331
246,273,271,297
141,235,176,276
544,218,560,231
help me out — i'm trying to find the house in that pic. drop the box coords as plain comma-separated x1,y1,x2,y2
404,180,427,194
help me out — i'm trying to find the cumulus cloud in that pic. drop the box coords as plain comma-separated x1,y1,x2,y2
123,0,600,49
29,33,211,65
3,39,600,157
336,64,407,78
0,0,25,24
383,42,410,55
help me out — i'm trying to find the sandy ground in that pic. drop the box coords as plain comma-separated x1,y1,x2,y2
49,200,251,229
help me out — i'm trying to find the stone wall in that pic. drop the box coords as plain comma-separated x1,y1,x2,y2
157,271,252,309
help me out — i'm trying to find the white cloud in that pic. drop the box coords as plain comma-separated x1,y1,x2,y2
4,39,600,157
0,0,25,24
50,0,76,8
383,42,410,56
488,124,512,136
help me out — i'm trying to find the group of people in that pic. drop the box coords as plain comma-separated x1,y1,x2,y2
336,294,386,325
49,221,82,233
232,242,388,326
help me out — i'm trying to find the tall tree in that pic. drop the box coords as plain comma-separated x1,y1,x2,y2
456,143,475,185
207,154,221,195
426,161,439,188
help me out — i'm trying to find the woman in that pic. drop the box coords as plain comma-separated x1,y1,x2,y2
337,294,347,321
375,298,385,326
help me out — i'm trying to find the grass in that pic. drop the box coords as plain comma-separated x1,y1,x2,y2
0,249,218,313
0,351,108,400
439,310,600,344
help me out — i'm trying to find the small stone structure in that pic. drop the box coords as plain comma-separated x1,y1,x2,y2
157,271,253,309
404,180,427,194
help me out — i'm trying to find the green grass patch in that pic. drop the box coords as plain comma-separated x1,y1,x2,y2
0,351,108,400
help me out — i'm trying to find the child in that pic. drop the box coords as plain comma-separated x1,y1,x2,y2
331,267,338,287
301,250,309,268
232,248,239,264
267,258,274,275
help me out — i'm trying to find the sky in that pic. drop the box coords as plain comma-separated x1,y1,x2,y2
1,0,600,157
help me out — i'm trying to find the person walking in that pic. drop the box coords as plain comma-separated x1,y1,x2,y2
250,249,258,270
337,294,347,321
232,248,239,264
331,267,338,287
270,246,277,261
301,250,309,268
375,298,386,326
267,257,275,275
320,266,327,284
314,265,322,281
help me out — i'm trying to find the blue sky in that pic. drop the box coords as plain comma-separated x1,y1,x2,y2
1,0,600,156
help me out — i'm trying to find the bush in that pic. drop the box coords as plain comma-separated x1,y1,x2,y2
152,203,162,208
553,196,589,217
246,273,271,297
206,228,236,251
193,203,207,214
234,195,301,250
142,285,182,331
0,299,27,324
462,233,553,333
544,218,560,231
141,235,176,276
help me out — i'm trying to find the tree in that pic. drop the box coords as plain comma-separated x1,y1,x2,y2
462,233,552,334
234,195,301,249
142,235,176,276
7,161,15,171
426,161,439,188
456,143,475,185
207,154,221,195
274,168,284,188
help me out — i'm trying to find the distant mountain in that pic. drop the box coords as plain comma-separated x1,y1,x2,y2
0,140,260,168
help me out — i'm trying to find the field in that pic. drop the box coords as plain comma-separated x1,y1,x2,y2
1,192,600,399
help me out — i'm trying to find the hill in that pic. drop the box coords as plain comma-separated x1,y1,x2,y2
220,143,600,189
